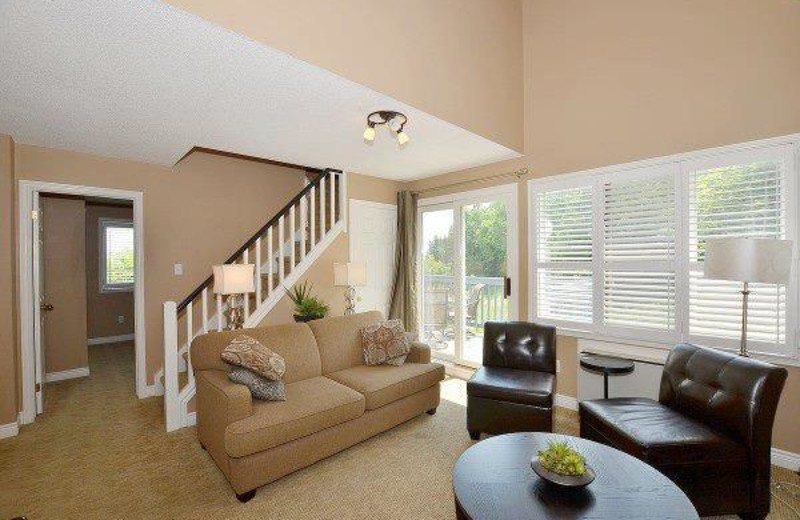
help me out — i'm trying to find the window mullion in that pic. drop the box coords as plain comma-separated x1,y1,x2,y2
675,161,689,342
593,177,604,332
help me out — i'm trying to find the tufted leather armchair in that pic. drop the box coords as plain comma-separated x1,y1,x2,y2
580,343,788,520
466,321,557,440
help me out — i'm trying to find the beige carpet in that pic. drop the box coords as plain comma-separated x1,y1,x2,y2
1,342,797,520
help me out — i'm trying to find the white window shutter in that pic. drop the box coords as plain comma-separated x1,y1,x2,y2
603,172,676,332
535,185,593,323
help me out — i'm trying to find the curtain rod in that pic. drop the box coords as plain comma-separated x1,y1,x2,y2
412,167,529,196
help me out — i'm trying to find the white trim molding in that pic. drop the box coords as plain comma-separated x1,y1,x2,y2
88,334,135,346
772,447,800,472
0,420,19,440
555,393,579,411
45,366,90,383
18,180,147,426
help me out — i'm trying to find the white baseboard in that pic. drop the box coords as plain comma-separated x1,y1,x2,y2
45,366,90,382
139,383,164,398
555,393,579,411
0,420,19,440
88,333,135,346
186,412,196,427
772,447,800,471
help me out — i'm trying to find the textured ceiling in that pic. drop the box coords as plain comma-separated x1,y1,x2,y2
0,0,520,180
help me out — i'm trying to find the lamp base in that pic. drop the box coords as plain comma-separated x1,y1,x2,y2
344,286,356,316
226,294,245,330
739,283,750,357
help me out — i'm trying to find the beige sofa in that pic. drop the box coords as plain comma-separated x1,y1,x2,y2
191,311,445,501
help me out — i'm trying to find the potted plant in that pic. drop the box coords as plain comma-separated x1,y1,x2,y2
286,281,329,322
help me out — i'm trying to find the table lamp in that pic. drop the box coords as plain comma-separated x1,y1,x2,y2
334,262,367,315
213,264,255,330
704,237,792,357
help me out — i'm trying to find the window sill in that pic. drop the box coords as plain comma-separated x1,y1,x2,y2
556,327,800,368
100,286,134,294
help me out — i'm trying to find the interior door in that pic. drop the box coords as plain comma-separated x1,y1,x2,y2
419,188,517,368
349,201,397,315
32,192,45,413
34,196,89,413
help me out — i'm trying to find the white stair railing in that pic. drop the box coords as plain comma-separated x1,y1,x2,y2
162,169,346,431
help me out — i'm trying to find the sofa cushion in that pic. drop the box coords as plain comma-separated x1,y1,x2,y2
580,398,748,465
467,366,555,407
225,377,365,457
326,362,445,410
192,323,321,384
308,311,383,373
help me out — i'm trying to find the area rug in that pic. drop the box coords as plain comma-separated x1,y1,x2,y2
0,344,797,519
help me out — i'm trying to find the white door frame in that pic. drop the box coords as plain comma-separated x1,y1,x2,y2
417,182,520,368
18,180,147,424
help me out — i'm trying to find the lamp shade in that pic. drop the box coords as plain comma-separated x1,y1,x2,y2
704,238,793,284
212,264,255,295
334,262,367,287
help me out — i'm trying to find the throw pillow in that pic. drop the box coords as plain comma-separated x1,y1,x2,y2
221,334,286,381
228,367,286,401
360,319,411,366
383,332,417,366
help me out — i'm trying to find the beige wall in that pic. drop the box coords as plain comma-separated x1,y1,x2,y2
409,0,800,452
41,196,89,374
10,144,307,400
85,204,135,339
164,0,524,152
0,135,17,425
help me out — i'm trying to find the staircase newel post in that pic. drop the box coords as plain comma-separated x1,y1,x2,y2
164,301,180,432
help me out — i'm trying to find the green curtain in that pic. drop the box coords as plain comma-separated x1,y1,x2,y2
389,190,418,333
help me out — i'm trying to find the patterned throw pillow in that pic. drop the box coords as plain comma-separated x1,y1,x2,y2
228,367,286,401
221,335,286,381
360,320,411,366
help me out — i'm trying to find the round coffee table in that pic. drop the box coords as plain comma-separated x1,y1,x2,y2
580,353,635,399
453,433,698,520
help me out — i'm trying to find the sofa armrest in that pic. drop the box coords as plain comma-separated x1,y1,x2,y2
196,369,253,427
406,341,432,364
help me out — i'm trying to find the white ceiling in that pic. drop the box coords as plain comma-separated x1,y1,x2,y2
0,0,520,180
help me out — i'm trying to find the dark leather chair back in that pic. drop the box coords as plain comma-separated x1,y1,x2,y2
483,321,556,373
660,343,788,512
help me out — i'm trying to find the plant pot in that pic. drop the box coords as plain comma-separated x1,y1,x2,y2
293,314,319,323
530,457,595,488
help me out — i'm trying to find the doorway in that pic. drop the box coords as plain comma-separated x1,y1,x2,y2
18,181,146,425
418,184,518,368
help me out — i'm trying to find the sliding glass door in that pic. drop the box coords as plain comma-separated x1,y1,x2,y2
419,186,517,368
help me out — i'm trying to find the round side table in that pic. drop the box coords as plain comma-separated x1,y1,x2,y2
579,353,634,399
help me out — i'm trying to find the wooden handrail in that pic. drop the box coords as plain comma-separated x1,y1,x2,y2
176,167,341,311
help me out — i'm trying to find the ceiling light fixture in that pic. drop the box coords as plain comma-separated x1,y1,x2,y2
363,110,410,146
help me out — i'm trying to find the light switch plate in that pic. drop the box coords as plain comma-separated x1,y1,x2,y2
173,263,184,276
556,360,561,373
117,315,125,324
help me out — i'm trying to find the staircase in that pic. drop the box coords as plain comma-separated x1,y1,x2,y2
162,168,346,431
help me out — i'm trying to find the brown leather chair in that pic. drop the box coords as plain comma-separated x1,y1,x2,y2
580,343,788,520
467,321,556,440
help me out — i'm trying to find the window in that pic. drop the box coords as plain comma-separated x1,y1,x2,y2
530,137,798,360
100,219,134,292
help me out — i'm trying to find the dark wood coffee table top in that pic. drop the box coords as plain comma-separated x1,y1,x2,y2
453,433,698,520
